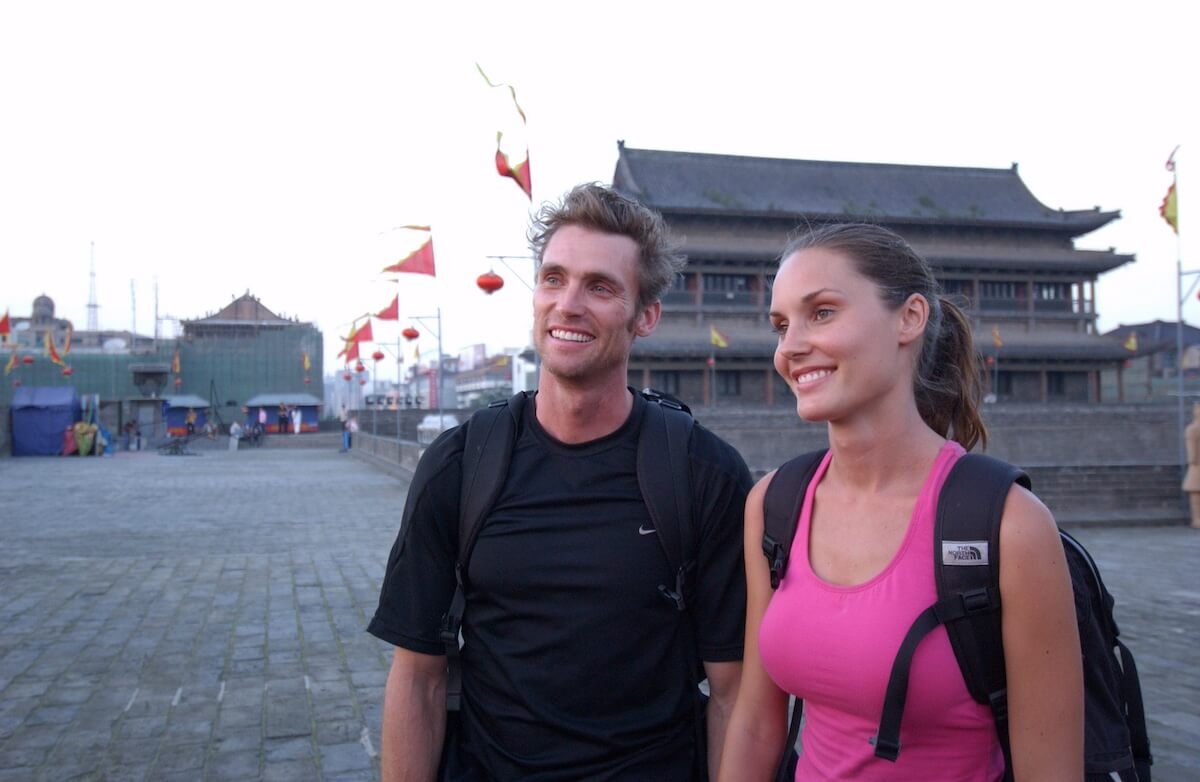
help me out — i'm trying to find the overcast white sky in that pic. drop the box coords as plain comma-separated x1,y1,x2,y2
1,1,1196,381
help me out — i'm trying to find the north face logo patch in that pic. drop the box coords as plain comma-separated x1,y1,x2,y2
942,540,989,566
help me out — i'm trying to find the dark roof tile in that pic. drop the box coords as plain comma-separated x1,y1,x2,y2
614,144,1119,235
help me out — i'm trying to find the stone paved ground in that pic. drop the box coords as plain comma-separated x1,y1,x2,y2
0,447,1197,781
0,448,403,781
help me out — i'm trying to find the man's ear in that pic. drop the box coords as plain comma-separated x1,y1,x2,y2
634,300,662,338
897,293,930,346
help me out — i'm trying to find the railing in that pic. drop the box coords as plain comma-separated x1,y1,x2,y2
662,290,697,306
702,290,756,306
977,297,1028,312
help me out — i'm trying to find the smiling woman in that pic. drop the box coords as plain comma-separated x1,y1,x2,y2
720,223,1084,782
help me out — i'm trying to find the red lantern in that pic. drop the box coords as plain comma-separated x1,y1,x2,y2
304,376,311,385
985,356,995,366
343,372,352,381
62,367,74,377
22,355,33,365
402,326,419,341
372,350,385,362
355,360,365,373
12,379,21,387
174,377,182,387
477,270,504,295
359,378,367,386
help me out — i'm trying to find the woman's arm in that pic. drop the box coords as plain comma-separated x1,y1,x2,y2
998,486,1084,780
717,473,793,782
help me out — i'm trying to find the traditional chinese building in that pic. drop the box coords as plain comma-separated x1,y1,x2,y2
613,143,1135,405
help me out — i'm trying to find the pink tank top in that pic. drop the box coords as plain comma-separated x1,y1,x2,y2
759,441,1004,781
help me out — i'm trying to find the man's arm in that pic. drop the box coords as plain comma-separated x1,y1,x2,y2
703,659,742,780
380,647,447,782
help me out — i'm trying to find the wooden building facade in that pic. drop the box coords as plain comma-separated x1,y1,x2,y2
613,143,1135,406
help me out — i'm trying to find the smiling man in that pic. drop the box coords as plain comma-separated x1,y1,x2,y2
368,184,752,781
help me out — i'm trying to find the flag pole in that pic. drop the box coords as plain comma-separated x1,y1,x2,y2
1171,150,1192,471
437,306,444,432
403,319,408,438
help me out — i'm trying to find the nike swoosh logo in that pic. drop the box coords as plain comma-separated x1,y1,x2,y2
638,525,656,536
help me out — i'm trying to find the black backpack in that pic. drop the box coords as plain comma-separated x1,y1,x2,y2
762,450,1152,782
438,389,710,774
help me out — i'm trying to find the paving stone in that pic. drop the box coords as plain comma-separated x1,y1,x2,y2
208,747,261,781
264,736,316,763
262,757,321,782
150,741,208,773
320,741,373,774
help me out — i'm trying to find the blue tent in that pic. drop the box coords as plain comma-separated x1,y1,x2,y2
11,386,79,456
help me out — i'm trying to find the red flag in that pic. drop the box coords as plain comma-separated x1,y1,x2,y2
376,294,399,321
495,139,532,200
62,325,72,356
478,64,532,200
382,234,436,276
337,320,374,358
343,340,360,364
337,326,359,359
0,310,10,341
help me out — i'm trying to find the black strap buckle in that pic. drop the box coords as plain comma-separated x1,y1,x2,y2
658,566,690,612
762,535,785,589
869,734,901,762
961,587,995,615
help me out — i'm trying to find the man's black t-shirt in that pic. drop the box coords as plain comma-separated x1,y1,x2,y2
368,391,752,781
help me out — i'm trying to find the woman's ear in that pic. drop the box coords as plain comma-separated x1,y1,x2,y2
897,293,930,346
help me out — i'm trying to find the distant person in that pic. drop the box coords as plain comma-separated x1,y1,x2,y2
258,406,268,436
278,403,289,435
228,420,243,452
719,223,1082,780
368,184,752,781
185,407,197,435
1184,403,1200,528
345,415,358,450
292,406,302,434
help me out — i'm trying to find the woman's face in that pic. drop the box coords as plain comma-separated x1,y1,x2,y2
770,246,923,423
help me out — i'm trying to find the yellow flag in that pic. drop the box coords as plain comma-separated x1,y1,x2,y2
710,326,729,349
991,326,1003,349
1160,182,1178,234
1124,333,1138,352
302,351,312,372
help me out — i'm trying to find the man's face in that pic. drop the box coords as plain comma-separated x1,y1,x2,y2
532,224,660,386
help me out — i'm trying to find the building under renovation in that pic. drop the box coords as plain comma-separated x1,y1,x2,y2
614,143,1135,406
2,292,322,442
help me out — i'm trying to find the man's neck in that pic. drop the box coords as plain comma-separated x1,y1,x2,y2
534,375,634,445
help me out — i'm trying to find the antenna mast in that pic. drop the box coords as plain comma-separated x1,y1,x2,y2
87,241,99,332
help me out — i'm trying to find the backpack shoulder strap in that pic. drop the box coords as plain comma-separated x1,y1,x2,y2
637,390,695,611
440,391,529,711
458,392,528,556
871,452,1029,765
761,450,828,589
759,450,825,780
936,453,1030,706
